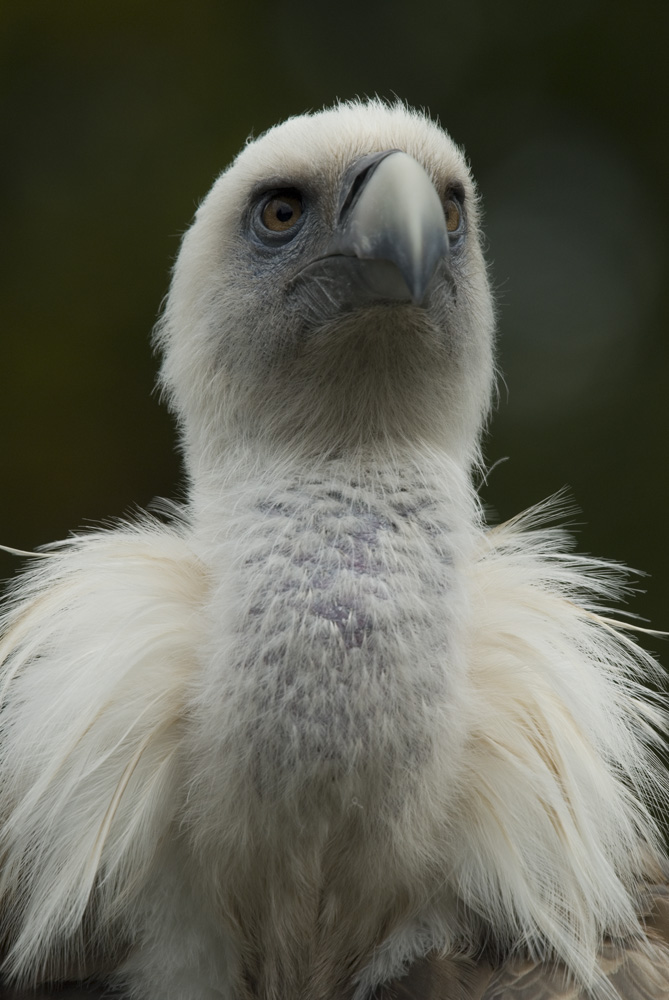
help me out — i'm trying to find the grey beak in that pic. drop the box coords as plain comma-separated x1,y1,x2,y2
330,149,450,305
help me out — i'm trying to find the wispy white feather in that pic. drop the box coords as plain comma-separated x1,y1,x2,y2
0,521,206,981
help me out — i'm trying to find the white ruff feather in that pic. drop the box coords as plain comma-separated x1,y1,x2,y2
0,520,207,983
0,497,665,995
453,507,667,981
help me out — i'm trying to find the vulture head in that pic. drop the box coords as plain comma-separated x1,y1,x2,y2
157,101,495,477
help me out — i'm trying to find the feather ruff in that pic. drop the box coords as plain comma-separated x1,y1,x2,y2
0,499,665,996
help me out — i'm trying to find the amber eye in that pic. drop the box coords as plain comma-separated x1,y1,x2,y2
261,193,303,232
445,198,462,234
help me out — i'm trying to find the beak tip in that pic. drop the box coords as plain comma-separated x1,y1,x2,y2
407,238,450,306
409,279,428,307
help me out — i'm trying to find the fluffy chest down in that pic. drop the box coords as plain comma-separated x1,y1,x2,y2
195,472,471,797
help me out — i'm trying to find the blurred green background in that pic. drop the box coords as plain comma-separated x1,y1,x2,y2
1,0,667,635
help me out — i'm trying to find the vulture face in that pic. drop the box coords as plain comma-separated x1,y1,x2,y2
157,102,495,476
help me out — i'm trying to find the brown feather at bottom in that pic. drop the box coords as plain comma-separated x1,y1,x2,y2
374,952,495,1000
375,884,669,1000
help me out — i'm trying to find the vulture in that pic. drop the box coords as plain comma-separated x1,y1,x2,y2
0,100,668,1000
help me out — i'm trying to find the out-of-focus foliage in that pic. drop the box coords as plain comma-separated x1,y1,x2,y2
1,0,667,632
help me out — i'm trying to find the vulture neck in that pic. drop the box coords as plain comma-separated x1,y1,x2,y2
190,443,478,798
186,444,480,995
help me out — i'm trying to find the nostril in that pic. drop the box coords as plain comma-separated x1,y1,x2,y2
337,149,402,224
338,164,374,223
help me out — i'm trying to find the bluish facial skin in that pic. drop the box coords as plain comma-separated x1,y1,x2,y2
242,148,463,334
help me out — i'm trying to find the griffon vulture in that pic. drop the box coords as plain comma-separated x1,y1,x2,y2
0,100,668,1000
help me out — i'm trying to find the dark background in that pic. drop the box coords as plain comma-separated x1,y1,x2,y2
1,1,667,637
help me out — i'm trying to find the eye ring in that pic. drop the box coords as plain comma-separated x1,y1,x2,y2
253,188,306,245
261,193,303,232
444,196,464,238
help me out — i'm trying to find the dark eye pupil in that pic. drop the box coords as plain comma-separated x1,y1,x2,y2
275,202,294,222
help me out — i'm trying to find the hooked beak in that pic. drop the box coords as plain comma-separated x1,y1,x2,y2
323,149,450,306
